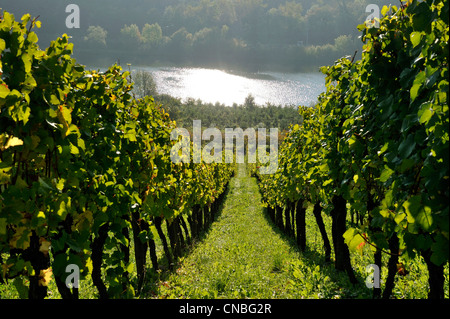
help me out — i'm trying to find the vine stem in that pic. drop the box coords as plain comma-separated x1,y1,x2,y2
27,15,40,33
350,50,358,63
359,232,401,257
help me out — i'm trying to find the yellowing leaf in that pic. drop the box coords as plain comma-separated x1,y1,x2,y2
53,178,64,191
57,198,71,218
0,39,6,52
356,241,366,254
21,13,31,24
49,94,60,105
394,212,406,224
343,228,366,253
0,82,10,98
1,136,24,151
126,262,135,274
77,138,86,151
379,166,394,182
9,227,31,250
381,5,390,16
70,143,79,155
377,142,389,156
323,179,333,187
71,209,93,232
2,263,13,279
57,105,72,137
39,268,53,287
39,238,51,256
85,257,93,274
410,31,422,47
419,107,433,124
0,218,6,235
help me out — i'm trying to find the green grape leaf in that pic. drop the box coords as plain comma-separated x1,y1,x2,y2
398,134,416,159
412,2,435,33
418,102,433,124
431,234,449,266
410,31,423,47
403,195,434,231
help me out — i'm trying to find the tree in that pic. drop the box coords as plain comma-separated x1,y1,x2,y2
141,23,163,48
166,27,193,62
244,94,256,110
120,24,142,46
133,70,158,99
84,25,108,47
305,4,338,45
333,34,358,56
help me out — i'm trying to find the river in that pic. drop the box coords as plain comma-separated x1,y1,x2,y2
132,66,326,107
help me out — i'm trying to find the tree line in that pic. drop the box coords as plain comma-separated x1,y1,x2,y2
130,69,301,132
2,0,394,71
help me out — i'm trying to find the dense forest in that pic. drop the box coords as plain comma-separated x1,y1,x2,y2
2,0,395,71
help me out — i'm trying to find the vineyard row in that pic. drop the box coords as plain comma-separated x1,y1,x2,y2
252,0,448,299
0,11,233,299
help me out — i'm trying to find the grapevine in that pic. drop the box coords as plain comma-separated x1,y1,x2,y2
256,0,448,298
0,11,233,299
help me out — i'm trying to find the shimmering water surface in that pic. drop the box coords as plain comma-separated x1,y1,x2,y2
134,67,326,107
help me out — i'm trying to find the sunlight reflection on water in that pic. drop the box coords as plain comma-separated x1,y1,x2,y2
136,67,325,107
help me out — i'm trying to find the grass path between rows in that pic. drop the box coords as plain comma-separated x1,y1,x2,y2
150,164,445,299
153,164,303,299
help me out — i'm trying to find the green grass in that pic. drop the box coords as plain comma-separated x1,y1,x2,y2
150,164,305,298
290,204,449,299
149,164,449,299
1,164,448,299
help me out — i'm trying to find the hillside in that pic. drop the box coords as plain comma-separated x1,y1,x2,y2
2,0,394,71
